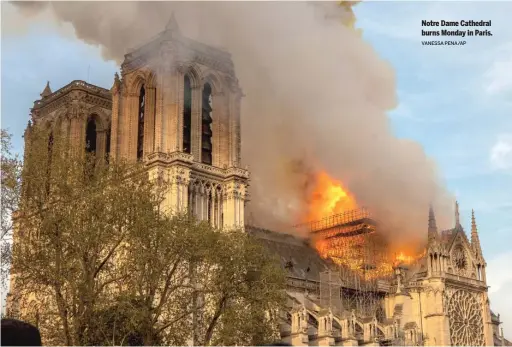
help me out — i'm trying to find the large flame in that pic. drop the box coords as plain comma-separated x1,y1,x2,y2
306,171,357,222
306,171,426,280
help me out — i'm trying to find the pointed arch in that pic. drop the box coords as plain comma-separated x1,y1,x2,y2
203,71,224,95
179,63,203,89
129,71,147,96
146,71,157,89
87,106,109,131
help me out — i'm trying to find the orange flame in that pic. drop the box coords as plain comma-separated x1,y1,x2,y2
306,170,426,279
307,171,357,222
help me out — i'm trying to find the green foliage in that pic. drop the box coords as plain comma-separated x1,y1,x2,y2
8,125,286,346
0,129,23,290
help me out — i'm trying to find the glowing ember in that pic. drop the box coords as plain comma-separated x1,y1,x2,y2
307,171,357,222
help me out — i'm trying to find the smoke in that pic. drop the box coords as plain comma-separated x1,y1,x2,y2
8,1,454,245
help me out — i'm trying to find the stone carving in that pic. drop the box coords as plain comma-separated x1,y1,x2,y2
451,244,469,277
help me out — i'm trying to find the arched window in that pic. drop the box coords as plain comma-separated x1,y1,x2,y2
183,75,192,154
137,85,145,161
85,117,97,154
201,83,213,165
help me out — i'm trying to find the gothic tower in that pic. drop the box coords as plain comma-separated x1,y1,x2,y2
422,203,494,346
110,15,248,229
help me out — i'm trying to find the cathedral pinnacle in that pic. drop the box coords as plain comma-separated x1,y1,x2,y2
455,200,461,228
165,12,181,34
40,81,52,98
471,209,483,255
428,205,438,239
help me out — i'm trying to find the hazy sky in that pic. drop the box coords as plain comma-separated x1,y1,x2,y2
355,1,512,334
1,0,511,337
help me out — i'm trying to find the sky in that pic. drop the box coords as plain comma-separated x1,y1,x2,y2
1,0,511,338
354,1,512,335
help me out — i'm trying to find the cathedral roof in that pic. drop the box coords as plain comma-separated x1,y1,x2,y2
247,226,331,282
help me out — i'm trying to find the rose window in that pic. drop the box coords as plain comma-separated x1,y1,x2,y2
448,290,484,346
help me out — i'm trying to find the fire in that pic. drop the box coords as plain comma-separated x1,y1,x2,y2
305,170,427,280
307,171,357,222
395,252,414,264
394,249,427,266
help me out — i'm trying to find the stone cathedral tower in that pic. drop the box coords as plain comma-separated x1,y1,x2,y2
110,15,249,229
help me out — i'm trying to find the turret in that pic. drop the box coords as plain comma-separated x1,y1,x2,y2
455,200,461,229
471,209,483,255
428,204,438,240
40,81,52,99
471,209,486,281
427,206,444,275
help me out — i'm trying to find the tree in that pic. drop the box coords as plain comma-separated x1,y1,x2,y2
1,129,23,292
10,126,168,345
10,125,286,346
120,216,286,346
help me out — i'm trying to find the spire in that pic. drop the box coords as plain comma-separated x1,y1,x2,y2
165,12,180,34
471,209,483,255
40,81,52,98
455,200,460,228
428,205,438,239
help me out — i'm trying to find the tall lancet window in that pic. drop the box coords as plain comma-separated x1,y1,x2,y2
201,83,213,165
183,75,192,153
85,117,97,154
137,85,146,161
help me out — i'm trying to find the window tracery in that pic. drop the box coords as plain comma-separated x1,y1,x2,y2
448,290,484,346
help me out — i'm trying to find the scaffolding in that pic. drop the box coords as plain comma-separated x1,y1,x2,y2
298,208,393,322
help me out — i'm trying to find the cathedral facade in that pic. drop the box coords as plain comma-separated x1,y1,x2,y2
9,16,509,346
28,15,248,232
249,203,507,346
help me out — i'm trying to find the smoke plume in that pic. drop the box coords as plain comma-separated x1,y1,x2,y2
8,1,454,245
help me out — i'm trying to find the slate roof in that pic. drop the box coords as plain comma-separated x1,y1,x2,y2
247,226,332,282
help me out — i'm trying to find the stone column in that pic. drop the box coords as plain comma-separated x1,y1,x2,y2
96,129,107,160
482,291,494,346
110,86,120,160
340,318,359,346
154,70,165,153
129,92,140,161
211,92,227,168
291,308,309,346
231,94,242,167
166,165,190,214
164,69,180,153
222,180,246,230
144,86,156,155
317,311,334,346
120,91,136,160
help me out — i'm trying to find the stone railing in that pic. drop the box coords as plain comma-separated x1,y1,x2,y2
33,80,111,109
146,152,249,180
445,272,486,288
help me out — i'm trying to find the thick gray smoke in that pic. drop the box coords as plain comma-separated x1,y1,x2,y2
9,1,454,246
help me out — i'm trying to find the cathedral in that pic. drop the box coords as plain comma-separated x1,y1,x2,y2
8,16,510,346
